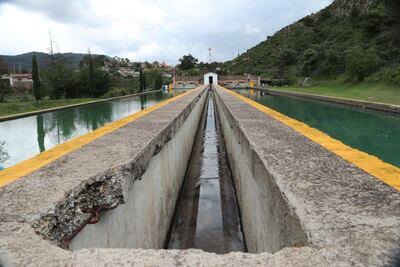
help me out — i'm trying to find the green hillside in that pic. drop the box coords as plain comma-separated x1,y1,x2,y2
225,0,400,84
1,52,99,71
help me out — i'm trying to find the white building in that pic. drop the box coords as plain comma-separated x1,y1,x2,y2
203,72,218,85
7,74,33,90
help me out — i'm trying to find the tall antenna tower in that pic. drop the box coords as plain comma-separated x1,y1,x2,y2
48,32,56,69
208,48,212,63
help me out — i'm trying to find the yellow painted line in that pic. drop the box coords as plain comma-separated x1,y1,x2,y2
0,89,199,188
221,86,400,191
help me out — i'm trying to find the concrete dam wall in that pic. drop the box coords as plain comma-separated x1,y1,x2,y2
214,87,308,253
0,85,399,266
69,87,208,250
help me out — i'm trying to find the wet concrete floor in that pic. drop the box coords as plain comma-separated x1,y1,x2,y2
167,90,246,254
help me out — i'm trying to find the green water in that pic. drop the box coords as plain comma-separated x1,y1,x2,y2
0,91,182,169
238,90,400,168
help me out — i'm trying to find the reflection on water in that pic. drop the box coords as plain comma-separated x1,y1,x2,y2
140,95,147,110
0,91,184,168
237,89,400,167
0,141,8,170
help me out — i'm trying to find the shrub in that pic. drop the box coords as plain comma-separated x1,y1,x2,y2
345,47,382,82
317,8,332,23
101,87,129,99
367,66,400,85
301,16,314,27
301,48,319,76
278,48,297,67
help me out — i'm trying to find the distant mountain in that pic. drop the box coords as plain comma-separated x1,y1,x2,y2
225,0,400,81
0,52,100,71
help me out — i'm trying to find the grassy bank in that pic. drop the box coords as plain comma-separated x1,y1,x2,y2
0,98,96,117
275,81,400,106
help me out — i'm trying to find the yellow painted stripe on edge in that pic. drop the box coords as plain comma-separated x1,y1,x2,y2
222,87,400,191
0,89,197,187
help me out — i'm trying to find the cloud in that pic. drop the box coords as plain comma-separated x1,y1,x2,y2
0,0,333,64
0,0,91,23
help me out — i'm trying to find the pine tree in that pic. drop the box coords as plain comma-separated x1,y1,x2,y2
32,54,42,104
88,50,95,97
154,73,162,91
139,67,146,92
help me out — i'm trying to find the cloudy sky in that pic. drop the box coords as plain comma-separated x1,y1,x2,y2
0,0,332,64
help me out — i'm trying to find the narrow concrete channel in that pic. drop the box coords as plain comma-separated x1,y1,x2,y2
167,89,246,254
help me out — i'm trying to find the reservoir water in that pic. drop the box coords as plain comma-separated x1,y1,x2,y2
0,91,180,169
238,89,400,168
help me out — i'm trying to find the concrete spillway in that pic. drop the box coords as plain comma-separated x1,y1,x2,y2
167,92,246,253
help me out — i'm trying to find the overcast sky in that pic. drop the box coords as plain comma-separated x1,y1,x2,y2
0,0,333,64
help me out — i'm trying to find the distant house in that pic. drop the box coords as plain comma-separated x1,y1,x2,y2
173,75,202,89
117,68,139,77
219,75,260,88
6,74,33,91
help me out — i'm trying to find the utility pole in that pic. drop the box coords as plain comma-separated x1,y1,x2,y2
208,48,212,63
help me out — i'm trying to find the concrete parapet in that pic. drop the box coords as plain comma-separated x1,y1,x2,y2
213,85,400,265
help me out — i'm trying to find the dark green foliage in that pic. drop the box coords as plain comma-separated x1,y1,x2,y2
278,48,297,67
79,54,107,68
197,61,226,74
32,54,42,103
178,54,199,70
101,87,129,98
0,79,10,102
317,8,332,23
154,73,163,91
301,47,319,76
225,0,400,84
45,57,75,99
345,47,381,82
88,52,95,96
368,66,400,85
0,57,8,74
43,53,111,99
301,16,314,28
0,56,9,102
139,68,146,92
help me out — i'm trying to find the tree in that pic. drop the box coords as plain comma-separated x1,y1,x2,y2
0,79,10,102
45,57,74,99
32,54,42,103
345,47,381,82
178,54,198,70
88,51,95,96
79,54,107,68
278,48,297,67
154,73,162,91
301,48,319,76
139,67,146,92
0,57,8,74
0,57,10,102
75,53,110,98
